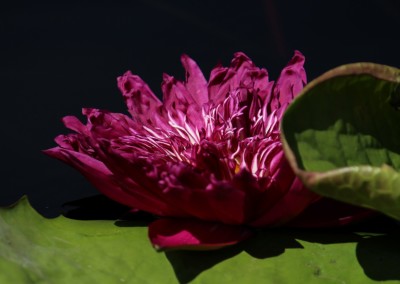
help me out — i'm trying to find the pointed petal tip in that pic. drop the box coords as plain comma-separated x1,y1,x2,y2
231,52,254,67
290,50,306,65
116,70,133,85
42,146,64,157
293,50,304,56
180,53,191,62
119,70,133,77
180,54,199,71
233,51,250,59
61,115,87,133
42,147,55,156
162,73,174,82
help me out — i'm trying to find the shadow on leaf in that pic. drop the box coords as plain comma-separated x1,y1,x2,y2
166,217,400,283
165,229,303,283
62,194,155,226
61,195,400,282
356,231,400,281
166,245,243,284
294,216,400,282
62,194,131,220
243,229,303,258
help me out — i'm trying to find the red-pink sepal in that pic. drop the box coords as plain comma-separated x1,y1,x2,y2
148,218,253,251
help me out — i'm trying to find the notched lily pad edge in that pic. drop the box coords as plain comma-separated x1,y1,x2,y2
0,195,31,210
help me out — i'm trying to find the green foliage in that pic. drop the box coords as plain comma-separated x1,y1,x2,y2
1,198,400,283
281,63,400,220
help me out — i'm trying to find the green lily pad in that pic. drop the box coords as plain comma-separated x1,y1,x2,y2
281,63,400,220
1,197,400,283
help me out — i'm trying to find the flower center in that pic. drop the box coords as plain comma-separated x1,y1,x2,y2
127,92,284,181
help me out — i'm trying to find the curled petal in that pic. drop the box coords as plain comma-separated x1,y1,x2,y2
180,54,209,106
148,218,253,251
208,52,270,106
117,71,165,127
208,64,230,105
267,50,307,112
43,147,140,208
82,108,139,138
62,115,88,134
92,140,189,217
54,134,96,158
161,74,203,130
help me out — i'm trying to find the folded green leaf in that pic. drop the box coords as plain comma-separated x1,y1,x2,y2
281,63,400,220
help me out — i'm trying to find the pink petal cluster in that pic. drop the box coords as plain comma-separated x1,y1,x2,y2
45,52,370,250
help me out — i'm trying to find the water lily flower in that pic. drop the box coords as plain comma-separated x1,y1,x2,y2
45,51,370,251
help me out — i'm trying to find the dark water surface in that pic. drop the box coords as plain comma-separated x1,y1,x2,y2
1,0,399,217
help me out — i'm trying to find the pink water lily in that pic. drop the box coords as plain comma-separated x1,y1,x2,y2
45,52,370,250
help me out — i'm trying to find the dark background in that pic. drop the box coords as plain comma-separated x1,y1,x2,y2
1,0,399,217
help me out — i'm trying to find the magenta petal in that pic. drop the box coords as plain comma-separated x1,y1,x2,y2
46,51,373,251
250,178,319,227
43,147,157,211
62,115,87,134
148,218,253,251
116,71,166,128
93,142,190,217
207,65,230,105
180,54,208,106
268,50,306,110
82,108,140,138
